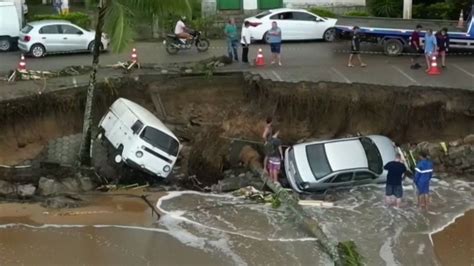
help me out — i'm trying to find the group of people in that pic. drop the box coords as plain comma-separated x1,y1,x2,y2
410,25,450,71
384,152,434,210
225,19,283,65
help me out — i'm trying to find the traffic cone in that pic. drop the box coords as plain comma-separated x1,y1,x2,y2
428,54,441,75
255,48,265,66
130,48,138,63
457,10,464,28
18,54,26,71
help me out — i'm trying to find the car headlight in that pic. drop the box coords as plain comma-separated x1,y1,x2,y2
136,151,143,158
300,182,310,190
163,165,171,172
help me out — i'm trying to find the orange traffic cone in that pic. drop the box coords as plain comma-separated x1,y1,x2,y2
255,48,265,67
457,10,464,28
18,54,26,71
427,54,441,75
131,48,138,63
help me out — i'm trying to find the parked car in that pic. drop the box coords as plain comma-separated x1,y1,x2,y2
284,135,399,193
17,20,109,57
97,98,181,179
243,8,337,42
0,2,21,51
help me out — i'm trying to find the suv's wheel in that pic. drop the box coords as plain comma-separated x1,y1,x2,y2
30,44,45,57
0,38,11,51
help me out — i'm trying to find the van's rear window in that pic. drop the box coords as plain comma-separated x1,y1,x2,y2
21,25,33,33
140,127,179,156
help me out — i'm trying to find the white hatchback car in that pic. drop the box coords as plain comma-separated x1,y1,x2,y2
285,135,400,193
18,20,109,57
244,8,337,42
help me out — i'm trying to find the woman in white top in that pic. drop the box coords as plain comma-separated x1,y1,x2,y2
241,21,251,63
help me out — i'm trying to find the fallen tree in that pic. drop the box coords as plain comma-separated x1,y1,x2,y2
239,145,363,266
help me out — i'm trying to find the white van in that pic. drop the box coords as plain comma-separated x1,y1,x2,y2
98,98,181,178
0,1,21,51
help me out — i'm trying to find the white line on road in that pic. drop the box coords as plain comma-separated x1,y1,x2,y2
391,65,419,85
72,77,77,87
271,70,283,81
330,67,351,84
452,64,474,78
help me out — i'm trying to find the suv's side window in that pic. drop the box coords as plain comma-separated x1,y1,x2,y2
39,25,60,34
270,12,293,20
292,12,315,21
131,120,144,134
354,171,376,181
60,25,82,34
332,172,354,183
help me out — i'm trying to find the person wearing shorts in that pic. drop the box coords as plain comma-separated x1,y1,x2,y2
436,28,449,68
384,153,407,208
263,131,283,183
414,152,434,210
348,26,366,67
267,21,282,66
409,24,423,69
423,29,438,72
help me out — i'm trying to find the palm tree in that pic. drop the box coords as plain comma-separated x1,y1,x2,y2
79,0,191,165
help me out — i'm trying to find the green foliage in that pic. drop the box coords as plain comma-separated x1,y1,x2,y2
308,8,337,18
271,193,281,208
337,241,364,266
367,0,402,17
32,12,92,29
344,11,371,17
413,0,470,20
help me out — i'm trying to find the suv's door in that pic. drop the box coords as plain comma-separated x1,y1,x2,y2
291,11,322,39
59,24,87,51
269,11,294,40
353,171,377,186
38,25,62,52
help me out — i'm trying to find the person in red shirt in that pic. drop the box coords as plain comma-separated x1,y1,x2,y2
410,24,423,69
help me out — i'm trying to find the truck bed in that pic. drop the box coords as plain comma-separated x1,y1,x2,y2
336,17,464,32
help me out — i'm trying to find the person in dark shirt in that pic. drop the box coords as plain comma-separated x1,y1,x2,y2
263,131,283,183
347,26,367,67
384,153,407,208
410,25,423,69
436,28,450,68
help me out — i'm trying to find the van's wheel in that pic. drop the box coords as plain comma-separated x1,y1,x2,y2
113,145,124,164
323,28,336,42
0,38,11,51
384,39,403,56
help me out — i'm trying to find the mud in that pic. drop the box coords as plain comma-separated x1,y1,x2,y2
0,73,473,185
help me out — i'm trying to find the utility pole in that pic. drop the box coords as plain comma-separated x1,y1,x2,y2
403,0,413,19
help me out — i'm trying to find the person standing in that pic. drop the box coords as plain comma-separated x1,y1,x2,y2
348,26,367,67
423,29,438,72
262,116,273,142
52,0,62,14
436,28,449,68
409,25,423,69
267,21,282,66
383,154,407,208
224,18,239,62
263,131,283,183
414,152,434,210
241,21,251,64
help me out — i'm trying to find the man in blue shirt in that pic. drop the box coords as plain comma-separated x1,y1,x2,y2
384,153,407,208
414,152,434,210
424,29,438,72
266,21,282,66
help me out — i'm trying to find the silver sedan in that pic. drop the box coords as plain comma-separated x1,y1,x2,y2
18,20,109,57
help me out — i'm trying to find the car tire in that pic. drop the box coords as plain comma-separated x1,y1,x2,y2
88,41,104,53
0,38,11,51
323,28,336,42
262,31,269,44
30,44,45,57
384,39,403,56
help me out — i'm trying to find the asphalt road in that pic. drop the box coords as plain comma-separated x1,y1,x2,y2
1,40,473,90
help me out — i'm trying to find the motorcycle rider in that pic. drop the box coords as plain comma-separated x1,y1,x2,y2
174,16,193,48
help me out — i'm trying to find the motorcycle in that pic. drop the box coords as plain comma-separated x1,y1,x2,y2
163,30,210,55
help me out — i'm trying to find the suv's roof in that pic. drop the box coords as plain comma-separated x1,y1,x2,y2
28,20,73,26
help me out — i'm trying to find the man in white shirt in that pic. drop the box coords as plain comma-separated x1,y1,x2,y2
174,16,192,44
240,21,251,63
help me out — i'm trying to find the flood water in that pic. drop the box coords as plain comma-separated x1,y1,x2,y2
0,178,472,266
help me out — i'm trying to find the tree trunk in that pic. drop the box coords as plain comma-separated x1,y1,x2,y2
79,1,107,166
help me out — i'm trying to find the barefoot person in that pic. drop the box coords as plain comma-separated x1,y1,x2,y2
414,152,434,210
384,153,407,208
423,29,438,72
264,131,283,183
348,26,366,67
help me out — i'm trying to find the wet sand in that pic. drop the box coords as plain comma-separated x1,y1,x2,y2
432,209,474,266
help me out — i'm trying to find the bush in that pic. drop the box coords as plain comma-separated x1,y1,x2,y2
32,12,91,29
308,8,337,18
344,11,370,17
367,0,402,17
413,2,454,19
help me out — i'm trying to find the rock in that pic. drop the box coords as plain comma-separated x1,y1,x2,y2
78,176,95,191
0,180,15,196
449,139,463,147
62,177,81,192
463,134,474,145
417,142,444,158
16,184,36,197
38,176,67,196
161,69,168,74
41,196,82,209
184,69,192,73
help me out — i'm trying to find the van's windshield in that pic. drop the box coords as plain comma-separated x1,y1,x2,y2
140,127,179,156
